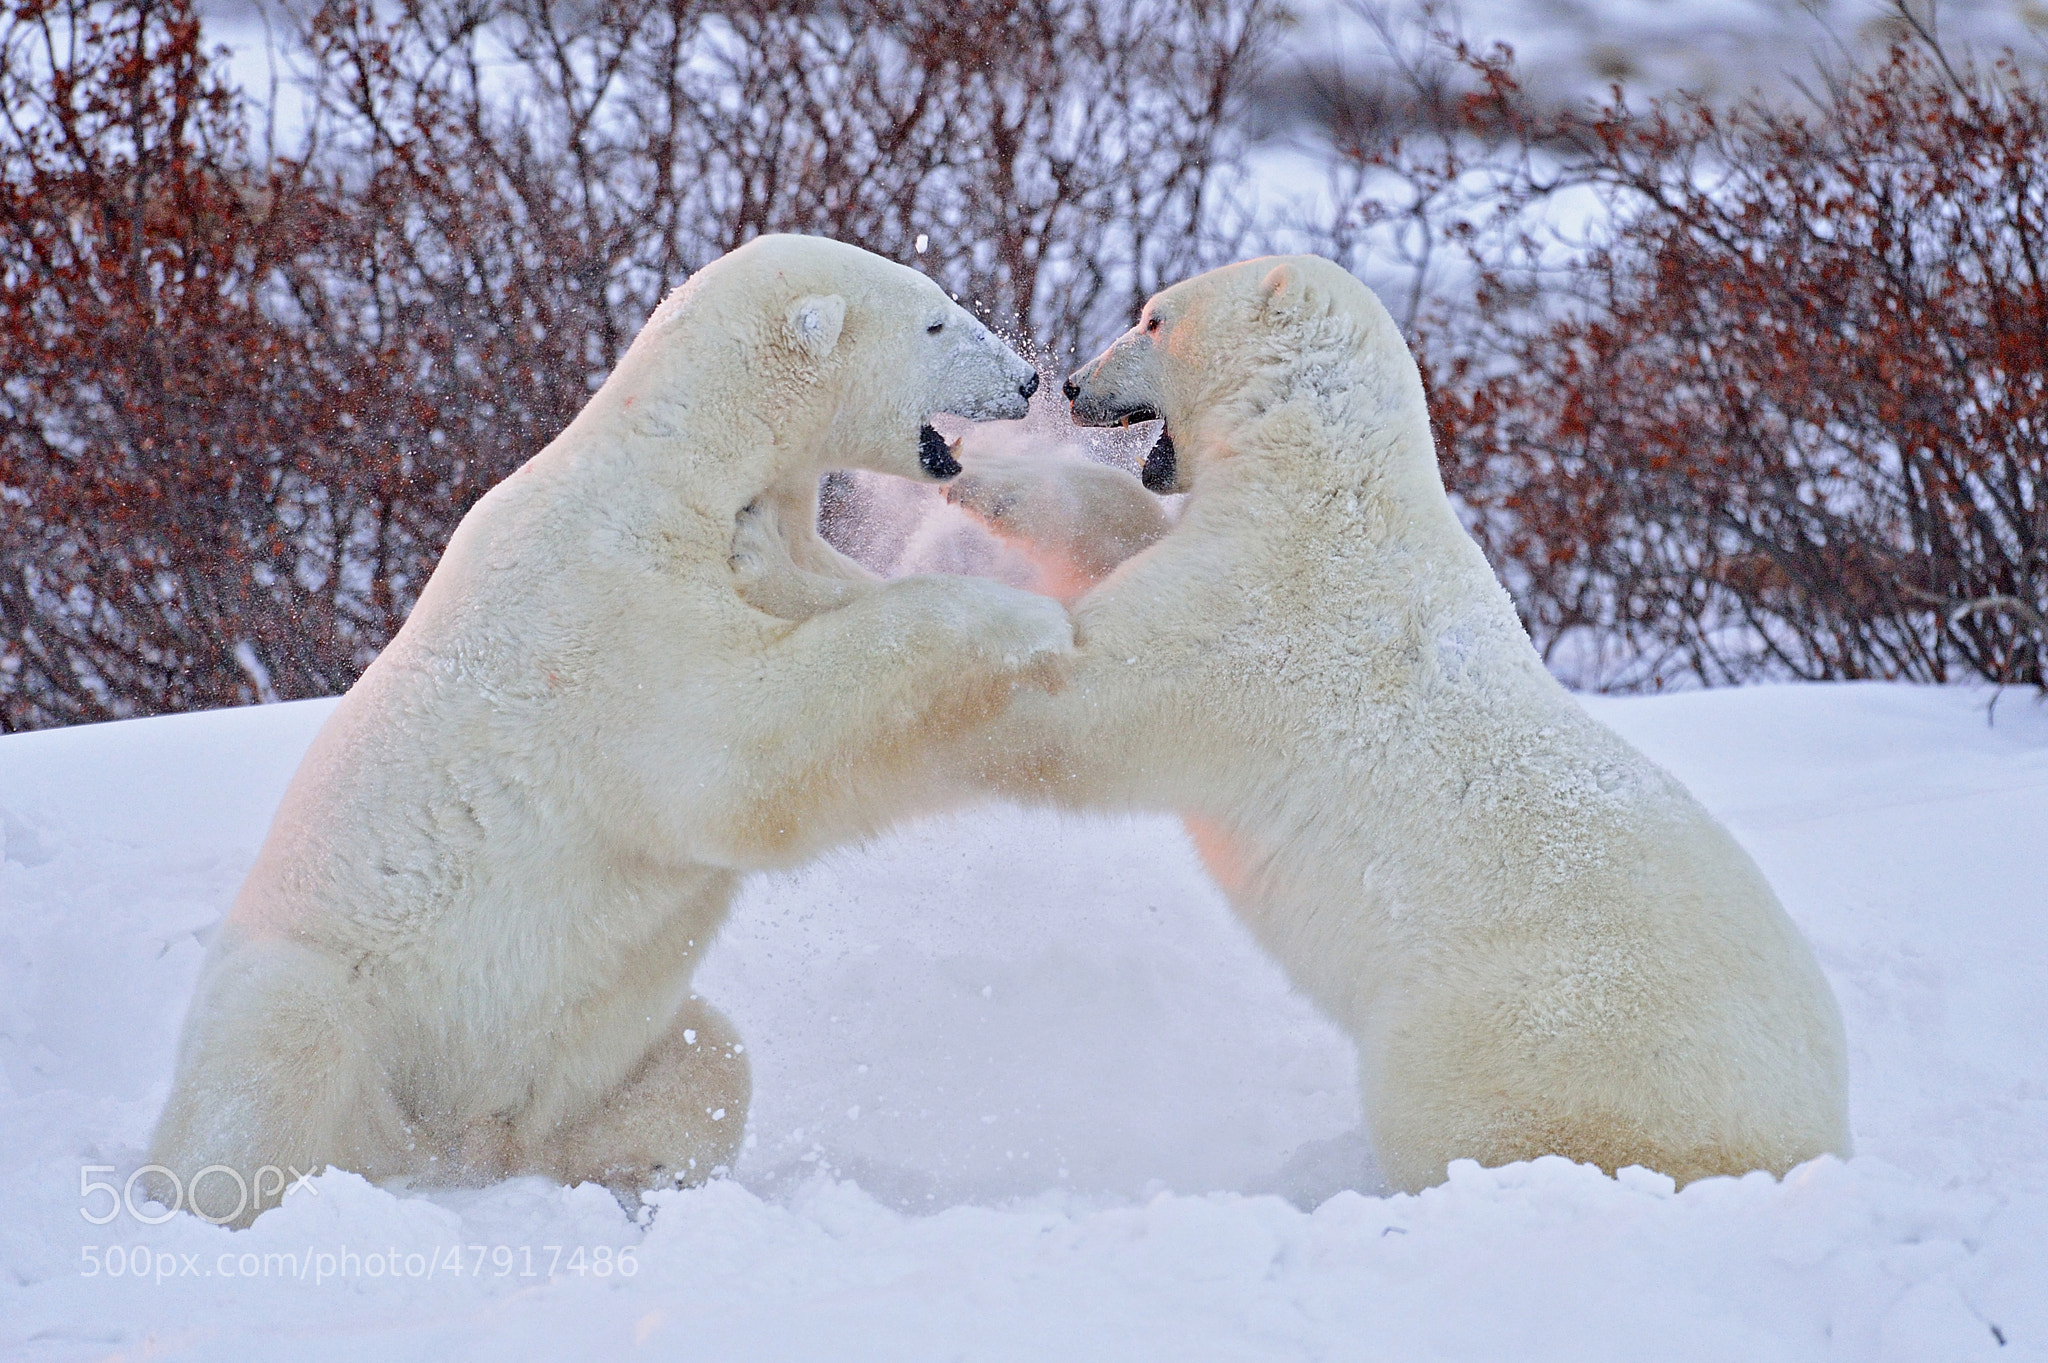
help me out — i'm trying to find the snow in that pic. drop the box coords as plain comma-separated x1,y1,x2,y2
2,681,2044,1360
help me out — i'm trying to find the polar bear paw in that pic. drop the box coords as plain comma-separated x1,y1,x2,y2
946,451,1169,594
974,583,1076,672
892,574,1075,690
730,499,870,620
728,499,794,587
944,452,1055,537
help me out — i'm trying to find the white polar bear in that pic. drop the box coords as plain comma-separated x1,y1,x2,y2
149,235,1071,1225
756,253,1853,1191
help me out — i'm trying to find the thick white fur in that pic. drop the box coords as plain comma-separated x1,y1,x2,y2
764,254,1852,1191
942,446,1174,601
150,235,1072,1225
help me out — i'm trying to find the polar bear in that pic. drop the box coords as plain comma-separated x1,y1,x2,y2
148,235,1071,1225
744,254,1851,1191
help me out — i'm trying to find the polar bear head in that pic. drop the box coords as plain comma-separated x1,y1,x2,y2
1061,254,1420,494
636,234,1039,486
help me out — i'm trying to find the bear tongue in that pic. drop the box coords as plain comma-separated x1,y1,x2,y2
1140,427,1177,493
918,424,963,480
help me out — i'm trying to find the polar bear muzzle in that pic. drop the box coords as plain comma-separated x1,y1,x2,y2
918,424,963,479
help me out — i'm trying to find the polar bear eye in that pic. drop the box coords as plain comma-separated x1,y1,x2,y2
1146,317,1161,333
927,321,944,334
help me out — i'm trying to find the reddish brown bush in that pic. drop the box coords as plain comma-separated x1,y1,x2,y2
0,0,1276,729
31,0,2029,726
1335,20,2048,691
0,0,441,726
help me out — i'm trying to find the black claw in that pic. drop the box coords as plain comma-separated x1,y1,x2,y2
1019,371,1040,400
918,424,962,479
1140,428,1177,493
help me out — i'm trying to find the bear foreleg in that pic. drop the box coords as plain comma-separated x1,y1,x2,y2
945,450,1169,596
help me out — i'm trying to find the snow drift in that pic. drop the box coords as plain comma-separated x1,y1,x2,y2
1,682,2044,1360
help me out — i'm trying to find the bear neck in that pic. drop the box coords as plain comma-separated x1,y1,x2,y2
1186,346,1465,586
1168,339,1564,722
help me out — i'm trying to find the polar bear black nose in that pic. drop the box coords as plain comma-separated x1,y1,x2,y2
1019,371,1039,400
1062,377,1080,401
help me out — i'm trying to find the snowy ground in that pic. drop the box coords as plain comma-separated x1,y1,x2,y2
2,681,2044,1360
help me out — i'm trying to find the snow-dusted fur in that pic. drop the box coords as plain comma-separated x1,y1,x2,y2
925,256,1851,1190
149,235,1070,1225
942,447,1174,602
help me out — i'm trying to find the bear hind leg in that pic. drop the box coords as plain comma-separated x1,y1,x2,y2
533,997,751,1198
148,941,410,1226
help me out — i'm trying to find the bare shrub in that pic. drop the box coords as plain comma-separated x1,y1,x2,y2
0,0,432,726
0,0,1277,728
1327,13,2048,691
287,0,1277,394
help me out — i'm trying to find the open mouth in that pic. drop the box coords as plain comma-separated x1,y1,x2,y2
918,424,962,479
1140,426,1177,493
1065,391,1160,429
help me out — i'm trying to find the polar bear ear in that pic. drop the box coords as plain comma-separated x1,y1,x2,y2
1259,262,1303,317
785,294,846,360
